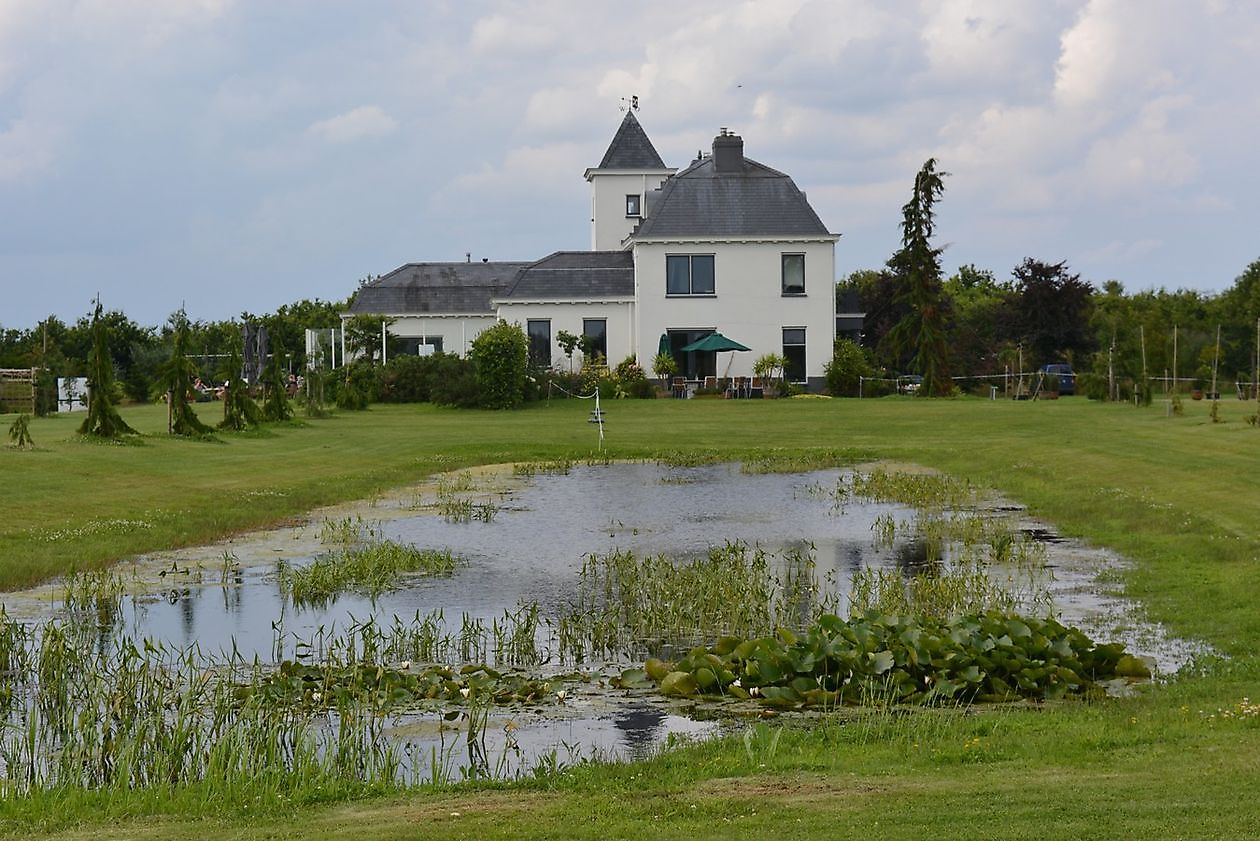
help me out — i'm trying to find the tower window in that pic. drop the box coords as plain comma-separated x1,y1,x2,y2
625,194,641,217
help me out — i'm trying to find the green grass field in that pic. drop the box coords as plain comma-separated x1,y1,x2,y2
3,395,1260,839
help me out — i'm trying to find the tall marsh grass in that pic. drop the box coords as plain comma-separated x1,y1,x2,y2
278,541,459,605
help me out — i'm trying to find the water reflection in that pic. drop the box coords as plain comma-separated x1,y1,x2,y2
130,463,923,659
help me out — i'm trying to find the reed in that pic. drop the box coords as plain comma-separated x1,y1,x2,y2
559,542,826,661
278,542,459,605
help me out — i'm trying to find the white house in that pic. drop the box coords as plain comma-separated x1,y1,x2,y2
345,111,840,389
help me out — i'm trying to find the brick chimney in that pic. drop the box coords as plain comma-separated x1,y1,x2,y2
712,128,744,173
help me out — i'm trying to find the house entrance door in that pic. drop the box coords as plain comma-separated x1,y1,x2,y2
667,329,716,381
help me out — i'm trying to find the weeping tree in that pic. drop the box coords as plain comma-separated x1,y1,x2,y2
78,301,137,438
217,337,261,431
885,158,953,397
261,340,293,422
159,309,213,436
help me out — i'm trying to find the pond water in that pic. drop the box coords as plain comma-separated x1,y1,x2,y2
4,461,1205,781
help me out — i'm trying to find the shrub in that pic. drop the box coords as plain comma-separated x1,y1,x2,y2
1078,371,1107,401
471,321,528,409
380,355,432,403
427,353,480,408
613,355,654,399
824,337,871,397
333,359,380,410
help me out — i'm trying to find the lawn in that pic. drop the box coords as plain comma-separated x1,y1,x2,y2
3,394,1260,838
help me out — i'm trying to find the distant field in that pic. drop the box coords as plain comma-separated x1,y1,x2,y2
4,394,1260,839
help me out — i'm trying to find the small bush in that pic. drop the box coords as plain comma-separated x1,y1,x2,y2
1078,371,1107,401
380,355,432,403
427,353,480,408
471,321,528,409
824,337,872,397
333,359,381,410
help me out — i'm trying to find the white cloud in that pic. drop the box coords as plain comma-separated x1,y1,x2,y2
0,118,60,182
1082,238,1164,264
306,106,398,144
470,12,557,55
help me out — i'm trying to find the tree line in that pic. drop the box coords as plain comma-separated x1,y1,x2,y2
833,160,1260,398
0,299,346,414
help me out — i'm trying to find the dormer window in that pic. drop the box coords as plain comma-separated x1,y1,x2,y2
625,194,641,217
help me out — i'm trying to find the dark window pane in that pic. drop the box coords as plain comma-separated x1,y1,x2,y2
783,327,806,382
691,255,715,294
527,320,551,366
626,194,641,216
666,256,691,295
784,346,806,382
583,319,607,360
782,254,805,294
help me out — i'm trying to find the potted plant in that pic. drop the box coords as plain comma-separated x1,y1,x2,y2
753,353,786,398
652,351,678,393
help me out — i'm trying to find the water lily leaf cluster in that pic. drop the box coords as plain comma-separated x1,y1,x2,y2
240,661,563,711
620,611,1150,708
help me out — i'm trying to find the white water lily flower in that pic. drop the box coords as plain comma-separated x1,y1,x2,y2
749,686,761,697
732,679,742,688
400,660,411,670
556,690,567,701
459,687,470,699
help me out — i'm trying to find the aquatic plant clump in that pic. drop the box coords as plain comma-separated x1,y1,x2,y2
242,660,561,711
559,543,829,662
278,541,459,605
621,611,1151,709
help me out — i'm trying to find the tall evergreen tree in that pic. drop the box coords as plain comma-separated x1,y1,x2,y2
218,336,261,431
78,301,137,438
158,309,213,436
261,340,293,422
885,158,953,396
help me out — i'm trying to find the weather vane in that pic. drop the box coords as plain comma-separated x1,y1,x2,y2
619,94,639,112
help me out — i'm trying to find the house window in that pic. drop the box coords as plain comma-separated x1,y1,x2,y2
783,327,806,383
782,253,805,295
582,318,607,362
666,255,715,296
397,337,444,356
527,319,551,367
625,194,641,217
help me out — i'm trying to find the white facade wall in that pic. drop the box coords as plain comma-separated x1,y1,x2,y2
494,300,636,369
632,238,837,382
380,314,498,358
586,170,672,250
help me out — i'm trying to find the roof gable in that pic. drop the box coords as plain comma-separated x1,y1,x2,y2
597,111,667,170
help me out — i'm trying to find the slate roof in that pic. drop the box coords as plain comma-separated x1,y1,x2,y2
501,251,635,299
349,262,530,315
632,156,833,239
596,111,668,170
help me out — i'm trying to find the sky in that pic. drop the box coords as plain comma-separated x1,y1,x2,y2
2,0,1259,330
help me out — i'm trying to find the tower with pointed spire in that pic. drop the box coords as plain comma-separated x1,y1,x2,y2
583,110,675,250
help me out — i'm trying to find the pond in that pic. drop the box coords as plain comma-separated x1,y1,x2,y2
1,461,1204,784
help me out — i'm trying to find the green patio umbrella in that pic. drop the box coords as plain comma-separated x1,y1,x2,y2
679,332,751,353
680,332,752,386
658,333,671,357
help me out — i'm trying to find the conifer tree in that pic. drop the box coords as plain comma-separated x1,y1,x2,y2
261,340,293,422
885,158,952,397
78,301,138,438
218,336,261,431
159,309,213,436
